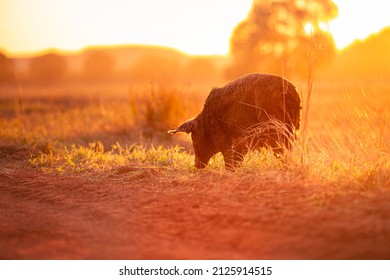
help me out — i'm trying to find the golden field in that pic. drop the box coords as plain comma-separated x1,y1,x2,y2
1,78,389,184
0,76,389,259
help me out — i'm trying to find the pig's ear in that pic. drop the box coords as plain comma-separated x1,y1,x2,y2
168,119,197,134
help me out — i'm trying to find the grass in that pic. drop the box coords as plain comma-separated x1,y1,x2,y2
128,83,200,133
29,142,194,172
0,79,389,189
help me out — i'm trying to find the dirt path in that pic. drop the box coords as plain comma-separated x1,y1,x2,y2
1,164,390,259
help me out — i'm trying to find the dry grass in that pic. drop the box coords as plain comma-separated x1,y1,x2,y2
2,79,390,260
0,78,389,189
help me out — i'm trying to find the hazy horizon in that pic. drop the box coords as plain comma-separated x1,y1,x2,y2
1,0,389,58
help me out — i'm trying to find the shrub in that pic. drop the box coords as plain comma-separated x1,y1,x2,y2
128,83,192,134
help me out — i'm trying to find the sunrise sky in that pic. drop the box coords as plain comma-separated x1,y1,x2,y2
0,0,389,57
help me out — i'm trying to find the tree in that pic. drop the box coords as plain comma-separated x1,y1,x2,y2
0,52,15,84
227,0,338,79
83,50,116,81
29,53,67,83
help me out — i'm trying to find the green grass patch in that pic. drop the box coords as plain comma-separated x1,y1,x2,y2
29,141,194,172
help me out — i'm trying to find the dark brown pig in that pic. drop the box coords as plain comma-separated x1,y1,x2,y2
169,73,301,169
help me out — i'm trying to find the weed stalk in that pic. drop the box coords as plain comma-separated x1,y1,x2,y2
301,26,319,164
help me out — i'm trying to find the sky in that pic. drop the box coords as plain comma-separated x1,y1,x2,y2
0,0,389,57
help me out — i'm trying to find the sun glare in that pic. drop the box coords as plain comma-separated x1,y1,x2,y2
304,23,314,35
304,21,329,35
330,0,390,49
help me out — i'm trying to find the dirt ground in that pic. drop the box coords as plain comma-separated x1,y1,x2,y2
1,150,390,260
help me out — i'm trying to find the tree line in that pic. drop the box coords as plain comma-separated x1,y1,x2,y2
0,50,222,84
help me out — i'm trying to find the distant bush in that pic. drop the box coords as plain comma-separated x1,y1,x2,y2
324,27,390,79
184,57,217,82
128,83,194,136
29,53,67,83
128,54,181,82
0,52,15,84
83,51,116,81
